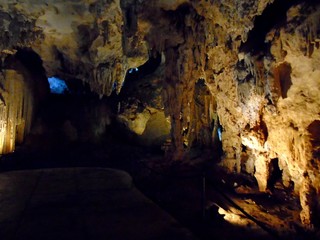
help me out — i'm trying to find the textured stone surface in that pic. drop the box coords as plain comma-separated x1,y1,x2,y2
117,62,170,145
0,0,149,97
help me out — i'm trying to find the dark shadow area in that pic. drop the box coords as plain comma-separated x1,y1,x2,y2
4,48,50,103
240,0,318,54
122,51,161,85
276,62,292,98
267,158,282,191
308,120,320,159
14,48,47,74
66,77,92,95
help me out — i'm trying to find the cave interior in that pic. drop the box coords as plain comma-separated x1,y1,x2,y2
0,0,320,239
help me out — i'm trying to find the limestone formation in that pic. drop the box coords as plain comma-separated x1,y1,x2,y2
0,0,149,97
0,53,48,154
117,61,170,146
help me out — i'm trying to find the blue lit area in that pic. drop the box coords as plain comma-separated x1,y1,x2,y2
128,68,139,74
218,127,222,141
48,77,69,94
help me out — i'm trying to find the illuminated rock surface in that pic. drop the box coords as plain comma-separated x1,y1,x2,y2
0,0,320,236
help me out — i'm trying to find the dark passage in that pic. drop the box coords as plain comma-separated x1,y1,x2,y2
240,0,318,54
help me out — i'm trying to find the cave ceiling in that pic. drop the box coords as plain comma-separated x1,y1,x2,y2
0,0,276,96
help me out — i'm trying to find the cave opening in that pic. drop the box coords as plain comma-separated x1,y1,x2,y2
47,75,93,97
14,48,47,75
267,158,283,191
47,77,69,94
1,46,166,162
0,48,124,163
109,50,169,150
0,48,49,154
122,51,162,86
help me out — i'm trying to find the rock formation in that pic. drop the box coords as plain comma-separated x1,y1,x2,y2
116,56,171,146
0,0,319,231
0,50,48,154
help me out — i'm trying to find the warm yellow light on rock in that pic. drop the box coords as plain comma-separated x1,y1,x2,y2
0,70,34,155
218,207,251,227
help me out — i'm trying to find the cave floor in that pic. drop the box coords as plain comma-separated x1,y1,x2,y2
1,137,313,240
0,167,197,240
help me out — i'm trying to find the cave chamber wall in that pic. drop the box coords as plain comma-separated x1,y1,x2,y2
0,51,49,154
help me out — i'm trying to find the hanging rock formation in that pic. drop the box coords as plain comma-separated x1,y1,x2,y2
0,0,149,97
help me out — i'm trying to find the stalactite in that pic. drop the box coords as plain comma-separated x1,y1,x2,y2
304,10,320,56
191,79,216,148
0,69,35,154
91,60,128,97
0,102,7,154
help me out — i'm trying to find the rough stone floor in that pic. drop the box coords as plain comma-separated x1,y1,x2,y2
0,167,196,240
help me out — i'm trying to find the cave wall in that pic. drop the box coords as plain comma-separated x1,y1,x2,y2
0,69,27,154
256,4,320,227
0,52,48,154
226,2,320,228
135,0,320,227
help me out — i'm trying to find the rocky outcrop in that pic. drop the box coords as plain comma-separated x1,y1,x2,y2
135,0,320,228
204,1,320,229
232,2,320,229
